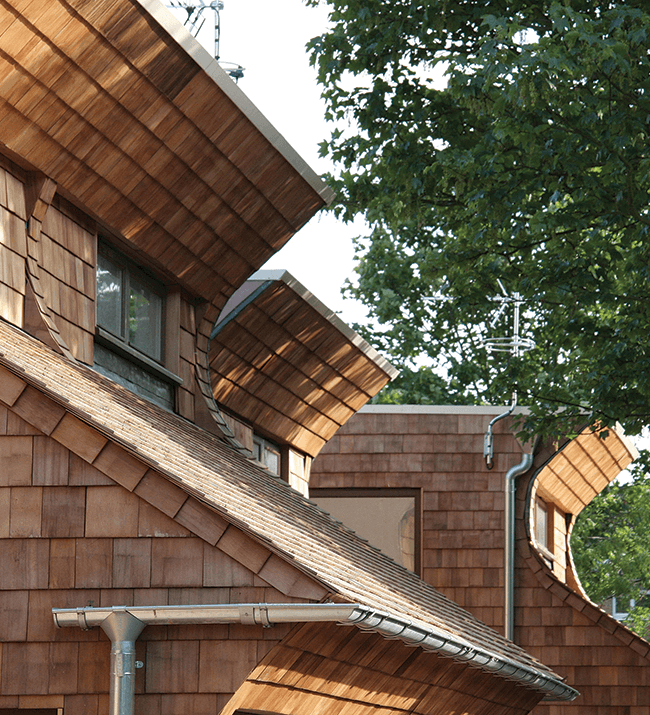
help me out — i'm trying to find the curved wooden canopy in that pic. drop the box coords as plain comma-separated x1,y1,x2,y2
533,424,637,516
209,270,399,456
0,0,331,309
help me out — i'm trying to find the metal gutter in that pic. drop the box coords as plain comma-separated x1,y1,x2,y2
53,601,578,709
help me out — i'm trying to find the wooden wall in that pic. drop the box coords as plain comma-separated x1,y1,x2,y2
0,396,328,714
0,156,204,424
311,408,519,631
39,199,95,365
311,407,650,714
0,159,28,328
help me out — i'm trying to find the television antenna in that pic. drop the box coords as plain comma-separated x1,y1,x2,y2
482,280,535,468
482,279,535,358
167,1,245,82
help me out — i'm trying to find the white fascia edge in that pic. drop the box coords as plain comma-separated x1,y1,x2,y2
52,602,578,702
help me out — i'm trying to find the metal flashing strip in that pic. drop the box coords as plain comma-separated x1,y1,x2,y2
211,279,275,338
53,602,578,703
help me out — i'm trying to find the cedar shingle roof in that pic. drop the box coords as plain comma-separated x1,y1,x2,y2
210,270,398,456
0,320,572,698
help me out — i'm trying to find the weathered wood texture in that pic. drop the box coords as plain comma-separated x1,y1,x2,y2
210,280,396,456
38,196,95,364
0,160,27,328
223,621,544,715
311,408,647,714
0,154,206,423
0,318,574,709
0,0,328,312
0,397,326,711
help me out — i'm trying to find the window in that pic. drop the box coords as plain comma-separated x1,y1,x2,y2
310,488,421,574
96,243,164,361
95,242,179,410
534,497,555,568
612,591,650,621
534,498,549,550
253,434,281,476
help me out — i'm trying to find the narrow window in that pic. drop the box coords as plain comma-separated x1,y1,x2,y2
534,497,549,550
253,434,281,476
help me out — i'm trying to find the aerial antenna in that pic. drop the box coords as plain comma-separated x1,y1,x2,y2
482,280,535,469
167,0,245,82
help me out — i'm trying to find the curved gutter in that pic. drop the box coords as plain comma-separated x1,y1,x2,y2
484,396,518,469
53,601,578,707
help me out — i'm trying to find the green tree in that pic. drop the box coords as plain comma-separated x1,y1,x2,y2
572,471,650,638
308,0,650,443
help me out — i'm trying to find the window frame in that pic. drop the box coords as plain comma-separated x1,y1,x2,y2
534,496,555,567
252,434,282,476
94,239,183,410
310,487,422,576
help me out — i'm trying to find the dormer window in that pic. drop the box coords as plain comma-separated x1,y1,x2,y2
94,241,180,410
96,244,164,361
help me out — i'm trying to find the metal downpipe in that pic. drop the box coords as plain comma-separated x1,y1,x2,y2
504,452,534,641
98,610,146,715
53,603,367,715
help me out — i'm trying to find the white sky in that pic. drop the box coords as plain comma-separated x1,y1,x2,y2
172,0,367,325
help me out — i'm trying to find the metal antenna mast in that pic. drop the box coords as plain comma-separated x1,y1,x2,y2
167,1,245,81
482,281,535,469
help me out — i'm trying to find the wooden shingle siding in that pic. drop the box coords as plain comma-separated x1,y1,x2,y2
223,621,543,715
0,164,27,328
0,395,319,708
312,408,645,714
0,157,209,424
0,318,574,706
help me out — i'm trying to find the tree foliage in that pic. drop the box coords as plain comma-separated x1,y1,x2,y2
572,471,650,637
308,0,650,442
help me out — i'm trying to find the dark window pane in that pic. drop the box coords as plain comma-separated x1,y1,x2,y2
94,343,174,410
311,495,416,570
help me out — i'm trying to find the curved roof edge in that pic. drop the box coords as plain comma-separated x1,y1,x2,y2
532,423,637,516
209,269,398,455
135,0,334,205
216,269,398,379
524,528,650,673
